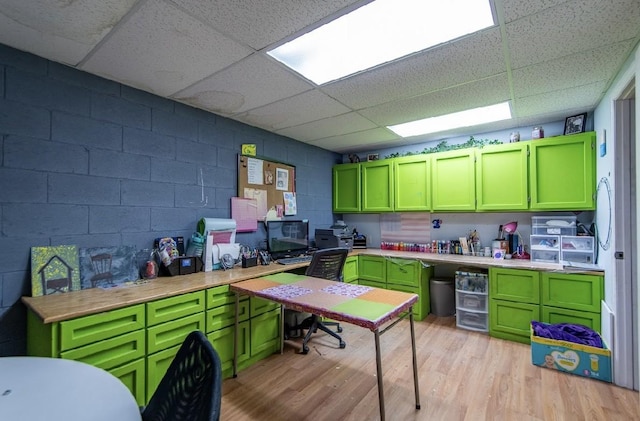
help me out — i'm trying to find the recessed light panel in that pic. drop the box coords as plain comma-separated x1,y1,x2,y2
388,102,512,137
268,0,495,85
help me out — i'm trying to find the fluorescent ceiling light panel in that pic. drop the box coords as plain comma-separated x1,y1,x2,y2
267,0,494,85
388,102,512,137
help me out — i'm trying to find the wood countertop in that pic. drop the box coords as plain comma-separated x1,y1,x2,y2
22,249,601,324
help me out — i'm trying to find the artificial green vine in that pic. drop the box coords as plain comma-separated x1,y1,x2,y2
384,136,502,159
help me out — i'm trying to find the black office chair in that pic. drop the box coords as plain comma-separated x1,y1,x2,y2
289,247,349,354
142,330,222,421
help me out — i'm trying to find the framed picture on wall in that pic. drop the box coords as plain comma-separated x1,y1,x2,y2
564,113,587,135
367,153,379,161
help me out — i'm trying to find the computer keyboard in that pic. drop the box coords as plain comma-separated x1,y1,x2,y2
277,255,313,265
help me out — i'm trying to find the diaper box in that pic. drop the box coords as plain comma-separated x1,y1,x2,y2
530,323,611,383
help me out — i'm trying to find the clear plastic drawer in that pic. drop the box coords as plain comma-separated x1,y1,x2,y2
456,290,488,312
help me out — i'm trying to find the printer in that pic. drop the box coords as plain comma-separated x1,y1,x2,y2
315,224,354,250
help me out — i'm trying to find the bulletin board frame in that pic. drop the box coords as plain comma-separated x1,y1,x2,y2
237,154,296,220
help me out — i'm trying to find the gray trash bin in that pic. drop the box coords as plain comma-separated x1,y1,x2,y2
430,277,455,316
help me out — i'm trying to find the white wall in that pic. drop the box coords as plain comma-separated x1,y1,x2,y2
593,42,639,388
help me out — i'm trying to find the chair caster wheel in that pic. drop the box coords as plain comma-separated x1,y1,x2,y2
339,341,346,349
337,326,343,333
301,346,309,354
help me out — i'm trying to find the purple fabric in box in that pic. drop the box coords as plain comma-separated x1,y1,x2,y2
531,321,604,348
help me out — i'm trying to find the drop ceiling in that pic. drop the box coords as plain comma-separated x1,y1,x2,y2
0,0,638,153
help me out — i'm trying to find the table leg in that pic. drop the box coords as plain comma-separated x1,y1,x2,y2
279,305,285,354
409,310,421,409
374,329,385,421
233,292,239,378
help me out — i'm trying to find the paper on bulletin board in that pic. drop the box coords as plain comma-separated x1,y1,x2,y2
231,197,258,232
247,157,264,185
243,188,268,220
283,192,297,215
275,167,289,191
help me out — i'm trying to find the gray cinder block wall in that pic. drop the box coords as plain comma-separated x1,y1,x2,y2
0,44,341,356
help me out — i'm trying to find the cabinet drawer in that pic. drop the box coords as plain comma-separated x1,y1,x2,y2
146,344,181,401
386,258,422,287
542,306,601,332
489,268,540,304
343,256,359,283
61,329,145,370
206,299,249,333
358,255,386,282
456,290,488,312
110,357,146,406
147,312,205,354
489,299,540,343
386,284,427,321
208,321,250,378
60,304,145,351
541,273,603,312
250,307,281,356
250,296,280,317
146,291,205,326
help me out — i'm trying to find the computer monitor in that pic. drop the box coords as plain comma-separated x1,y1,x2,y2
266,220,309,259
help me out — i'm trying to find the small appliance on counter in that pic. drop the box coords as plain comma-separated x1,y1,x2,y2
315,222,354,250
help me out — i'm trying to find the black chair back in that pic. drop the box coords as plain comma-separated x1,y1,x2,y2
142,330,222,421
305,247,349,282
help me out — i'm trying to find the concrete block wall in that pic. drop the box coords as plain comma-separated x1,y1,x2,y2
0,44,340,355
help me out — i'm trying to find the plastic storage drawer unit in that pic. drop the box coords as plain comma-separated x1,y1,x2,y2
455,269,489,332
532,216,577,236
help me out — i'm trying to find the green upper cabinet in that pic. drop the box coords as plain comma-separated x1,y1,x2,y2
333,163,361,213
394,155,431,211
362,160,394,212
529,132,596,210
431,149,476,211
476,142,529,211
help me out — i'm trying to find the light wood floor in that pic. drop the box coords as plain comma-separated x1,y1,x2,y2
221,315,639,420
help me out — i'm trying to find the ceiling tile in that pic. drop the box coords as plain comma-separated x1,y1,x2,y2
275,112,377,142
359,74,511,126
171,0,362,50
323,27,506,110
506,0,640,69
0,0,138,65
173,54,313,115
500,0,568,23
514,81,606,117
308,128,401,153
512,40,635,98
81,1,252,96
235,89,351,131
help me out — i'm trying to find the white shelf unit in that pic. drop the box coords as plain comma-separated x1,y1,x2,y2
455,270,489,332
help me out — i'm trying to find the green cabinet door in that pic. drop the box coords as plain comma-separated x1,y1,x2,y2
394,155,430,211
343,255,359,283
476,142,528,210
490,299,540,344
529,132,596,210
362,160,394,212
333,163,361,212
489,268,540,304
431,149,476,211
358,255,386,283
541,272,603,313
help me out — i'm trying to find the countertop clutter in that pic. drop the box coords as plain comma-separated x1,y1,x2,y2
20,248,594,325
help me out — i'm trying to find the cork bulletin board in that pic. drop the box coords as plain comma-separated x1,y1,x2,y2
237,154,296,220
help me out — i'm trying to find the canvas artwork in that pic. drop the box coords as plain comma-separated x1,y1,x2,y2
79,246,139,289
31,245,81,296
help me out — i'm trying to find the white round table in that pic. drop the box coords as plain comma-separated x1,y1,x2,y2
0,357,141,421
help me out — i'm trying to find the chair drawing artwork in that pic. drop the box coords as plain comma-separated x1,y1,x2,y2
288,247,349,354
89,253,113,288
142,330,222,421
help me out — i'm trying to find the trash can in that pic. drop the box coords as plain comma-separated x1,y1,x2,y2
430,277,455,316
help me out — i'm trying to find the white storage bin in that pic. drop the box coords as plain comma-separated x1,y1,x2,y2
532,216,577,236
456,290,488,312
456,308,488,332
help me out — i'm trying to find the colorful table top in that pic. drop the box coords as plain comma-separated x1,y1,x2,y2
230,273,418,331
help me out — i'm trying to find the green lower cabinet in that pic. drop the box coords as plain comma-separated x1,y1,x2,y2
146,344,181,401
250,307,281,357
542,306,601,331
541,272,602,313
386,283,429,321
489,299,540,344
250,296,280,317
110,358,146,406
359,255,386,283
208,321,250,378
60,329,146,369
343,256,358,283
206,299,249,332
146,312,205,354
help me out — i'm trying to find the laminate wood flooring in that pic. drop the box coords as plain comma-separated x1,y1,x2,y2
221,315,639,420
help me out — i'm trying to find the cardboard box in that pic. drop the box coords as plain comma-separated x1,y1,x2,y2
531,323,612,383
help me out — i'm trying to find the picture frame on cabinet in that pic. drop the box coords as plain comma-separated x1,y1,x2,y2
563,112,587,135
367,153,379,161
